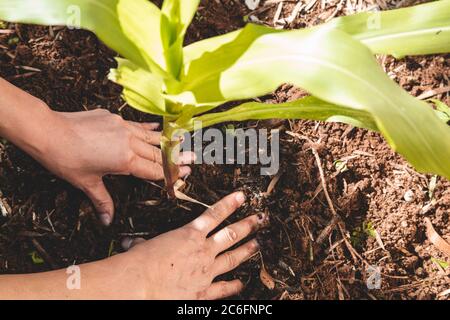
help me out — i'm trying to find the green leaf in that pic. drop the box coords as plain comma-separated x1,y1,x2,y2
7,36,18,46
429,99,450,123
162,0,200,36
108,240,117,257
29,251,44,265
161,0,201,79
321,0,450,58
108,58,170,116
116,0,166,72
0,0,166,75
183,1,450,67
181,25,450,180
363,221,377,239
334,160,349,174
431,257,449,269
187,96,378,131
183,29,243,64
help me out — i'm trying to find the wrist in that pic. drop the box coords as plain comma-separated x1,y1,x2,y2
102,251,151,300
117,248,163,300
0,96,57,158
17,101,57,157
0,78,56,155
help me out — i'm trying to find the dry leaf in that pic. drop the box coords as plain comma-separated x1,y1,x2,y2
425,218,450,257
174,180,211,208
260,265,275,290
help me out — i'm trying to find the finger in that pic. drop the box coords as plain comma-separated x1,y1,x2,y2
129,157,165,181
127,122,161,145
204,280,244,300
84,179,114,226
208,214,265,253
121,237,146,251
130,137,163,163
179,166,192,177
140,122,160,130
127,121,160,133
212,240,259,276
189,192,246,234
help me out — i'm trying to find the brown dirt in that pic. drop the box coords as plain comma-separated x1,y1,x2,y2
0,0,449,299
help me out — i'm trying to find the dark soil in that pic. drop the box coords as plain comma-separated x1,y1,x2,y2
0,0,449,299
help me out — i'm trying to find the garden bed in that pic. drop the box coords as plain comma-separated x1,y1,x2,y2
0,0,449,299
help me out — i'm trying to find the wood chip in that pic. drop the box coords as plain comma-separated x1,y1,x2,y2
273,1,284,25
305,0,318,12
260,265,276,290
0,198,10,217
438,288,450,297
417,86,450,100
137,199,161,206
263,172,282,197
285,1,305,24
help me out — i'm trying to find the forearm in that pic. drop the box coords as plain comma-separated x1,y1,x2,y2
0,77,56,156
0,254,146,300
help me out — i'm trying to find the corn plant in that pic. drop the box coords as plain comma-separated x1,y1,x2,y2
1,0,449,197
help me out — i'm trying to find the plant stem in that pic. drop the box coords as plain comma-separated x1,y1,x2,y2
161,117,181,199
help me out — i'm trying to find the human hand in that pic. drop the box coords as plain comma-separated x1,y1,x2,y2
30,109,194,225
120,192,265,300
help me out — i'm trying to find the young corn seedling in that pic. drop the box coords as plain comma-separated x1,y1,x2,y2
1,0,449,198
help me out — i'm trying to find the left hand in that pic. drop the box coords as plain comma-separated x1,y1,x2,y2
120,192,264,300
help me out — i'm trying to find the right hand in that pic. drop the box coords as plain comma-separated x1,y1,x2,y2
120,192,266,300
27,108,194,225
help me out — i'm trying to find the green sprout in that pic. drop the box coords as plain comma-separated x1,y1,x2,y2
7,36,18,46
431,257,449,269
29,251,44,265
351,221,377,248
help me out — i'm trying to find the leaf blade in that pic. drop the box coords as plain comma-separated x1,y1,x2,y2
187,96,378,131
321,0,450,57
108,59,172,116
161,0,201,78
181,25,450,179
0,0,166,74
182,0,450,69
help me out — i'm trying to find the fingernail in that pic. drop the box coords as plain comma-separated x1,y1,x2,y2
235,192,246,205
257,213,266,224
99,213,112,226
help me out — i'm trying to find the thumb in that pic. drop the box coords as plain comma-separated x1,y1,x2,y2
84,179,114,226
